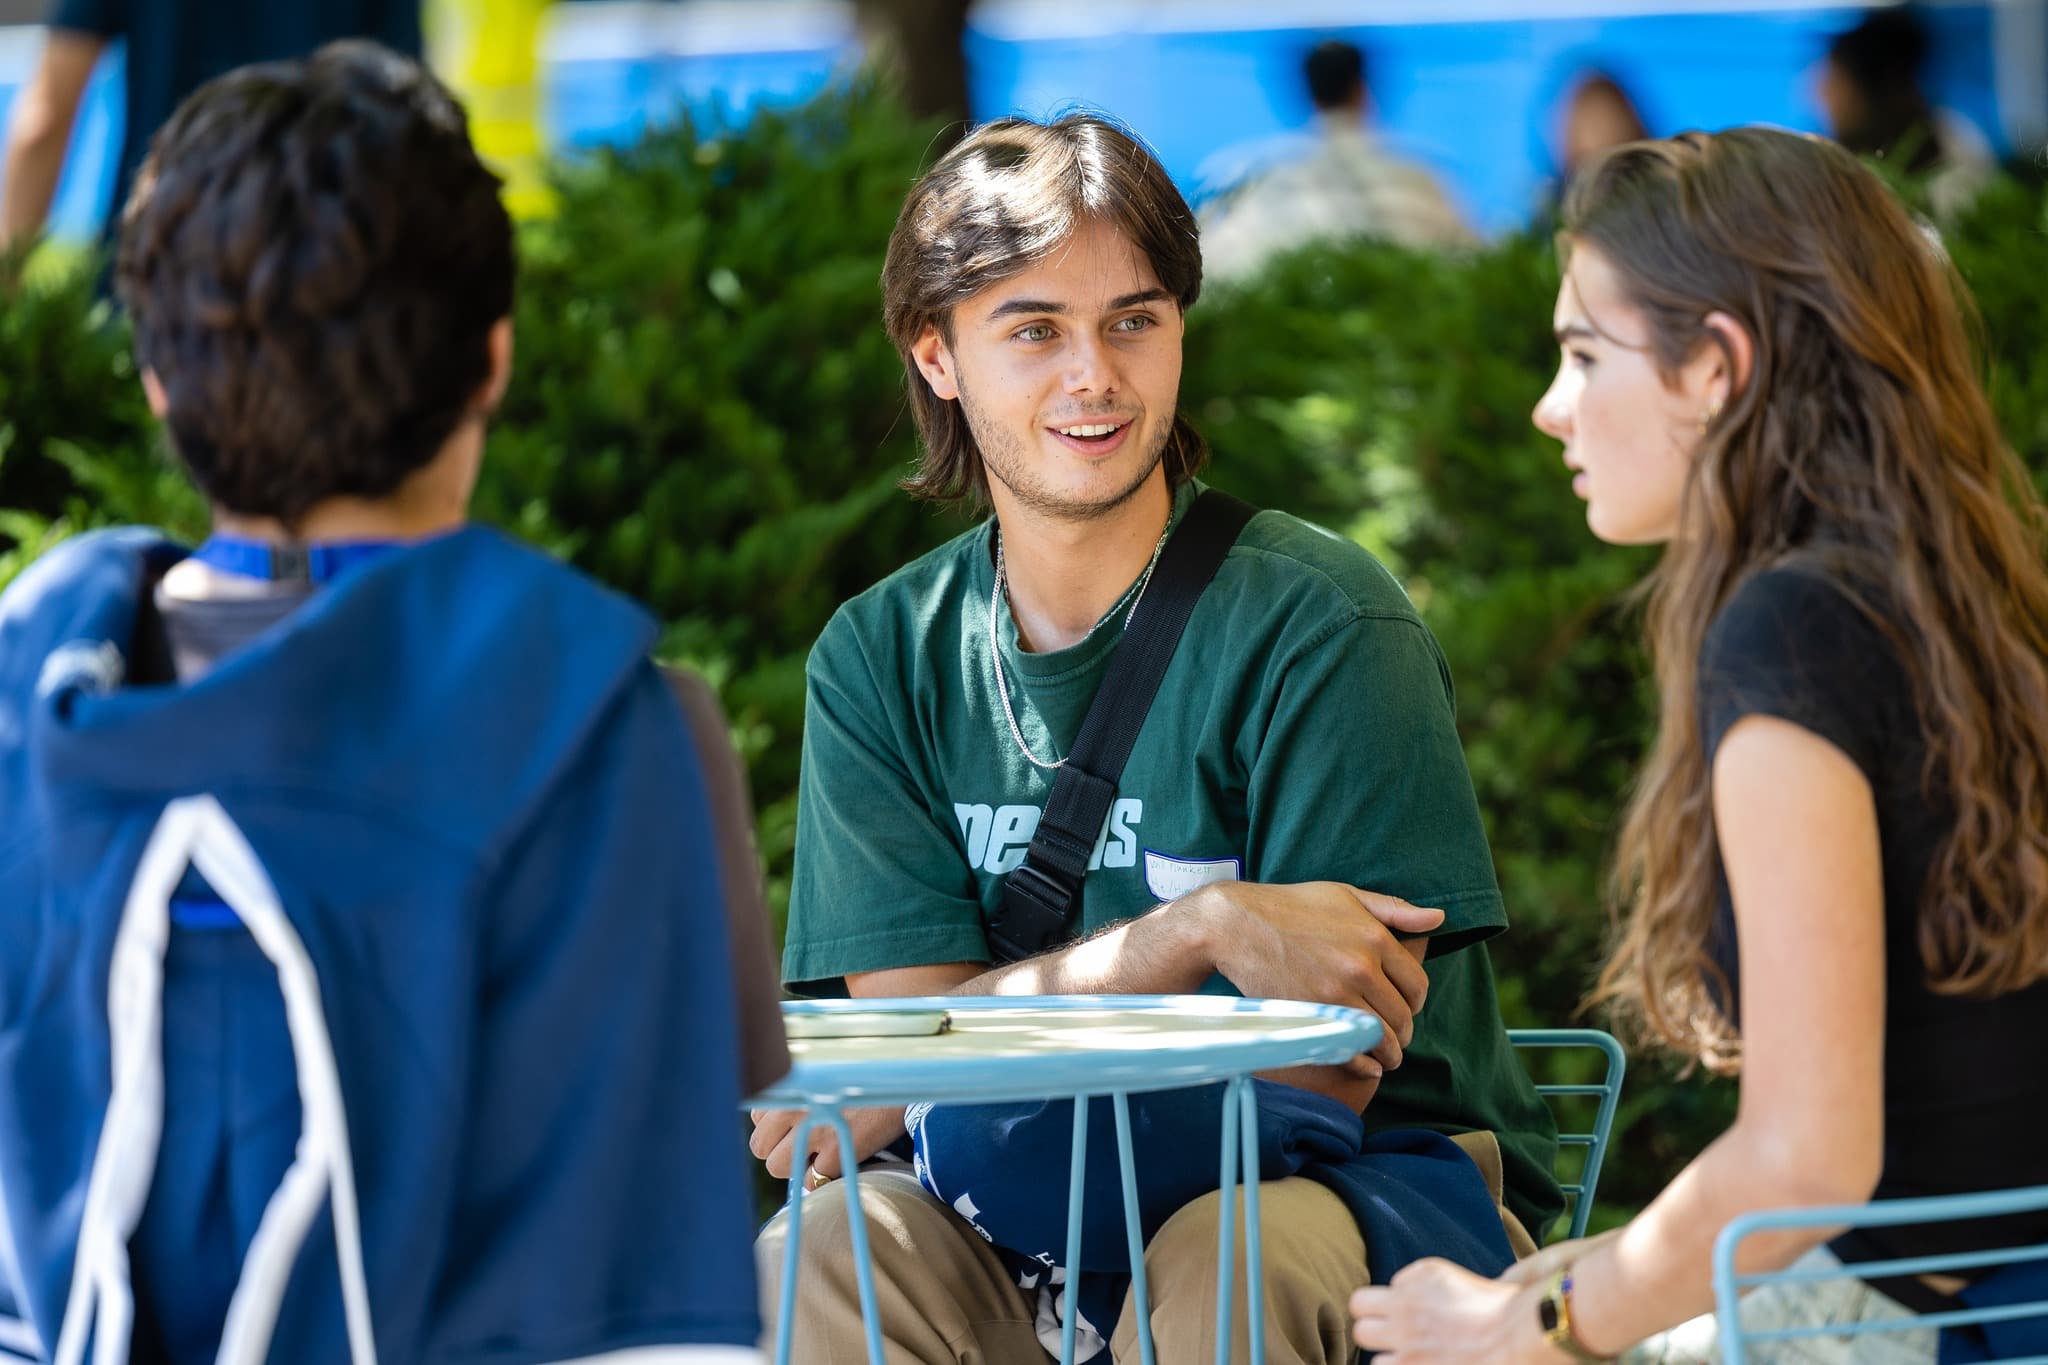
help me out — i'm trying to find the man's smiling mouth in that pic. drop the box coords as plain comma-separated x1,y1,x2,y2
1056,422,1122,439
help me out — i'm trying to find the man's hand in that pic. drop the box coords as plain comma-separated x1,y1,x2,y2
749,1104,908,1184
1187,881,1442,1070
1259,1055,1383,1113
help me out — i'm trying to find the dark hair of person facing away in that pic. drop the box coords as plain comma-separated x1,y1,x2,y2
115,41,515,527
1564,128,2048,1067
1304,39,1367,112
1827,7,1944,172
882,113,1207,510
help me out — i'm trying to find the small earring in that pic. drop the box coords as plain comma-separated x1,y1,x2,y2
1698,405,1722,434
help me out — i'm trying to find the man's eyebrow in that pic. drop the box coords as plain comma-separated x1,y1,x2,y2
983,288,1173,323
986,297,1068,321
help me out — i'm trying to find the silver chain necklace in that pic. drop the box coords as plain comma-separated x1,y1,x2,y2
988,520,1172,770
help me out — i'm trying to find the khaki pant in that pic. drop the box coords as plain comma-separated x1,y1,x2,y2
755,1133,1533,1365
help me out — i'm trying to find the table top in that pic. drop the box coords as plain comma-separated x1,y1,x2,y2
748,994,1383,1107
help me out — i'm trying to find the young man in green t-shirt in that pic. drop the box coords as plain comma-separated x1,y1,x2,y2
752,113,1561,1364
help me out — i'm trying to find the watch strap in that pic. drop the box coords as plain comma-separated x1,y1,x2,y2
1538,1268,1612,1363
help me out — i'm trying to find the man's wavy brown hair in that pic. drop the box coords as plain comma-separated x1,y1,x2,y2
1568,128,2048,1069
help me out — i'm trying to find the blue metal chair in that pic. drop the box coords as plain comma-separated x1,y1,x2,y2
1508,1029,1626,1243
1712,1186,2048,1364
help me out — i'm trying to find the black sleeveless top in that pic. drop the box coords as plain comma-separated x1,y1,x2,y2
1698,565,2048,1291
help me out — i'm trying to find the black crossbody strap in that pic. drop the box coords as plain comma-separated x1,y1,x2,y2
989,489,1258,963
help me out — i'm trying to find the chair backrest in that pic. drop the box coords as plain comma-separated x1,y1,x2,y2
1712,1186,2048,1365
1508,1029,1626,1243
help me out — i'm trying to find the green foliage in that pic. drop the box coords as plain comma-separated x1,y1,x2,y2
0,258,204,567
1943,176,2048,483
477,81,978,921
5,81,2047,1226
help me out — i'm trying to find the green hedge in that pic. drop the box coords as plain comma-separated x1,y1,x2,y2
6,82,2045,1223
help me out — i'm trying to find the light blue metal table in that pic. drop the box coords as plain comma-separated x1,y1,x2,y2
748,994,1382,1365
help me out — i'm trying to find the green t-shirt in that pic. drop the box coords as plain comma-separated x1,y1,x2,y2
787,482,1563,1235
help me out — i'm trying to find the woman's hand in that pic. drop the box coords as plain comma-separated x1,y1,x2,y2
1351,1259,1572,1364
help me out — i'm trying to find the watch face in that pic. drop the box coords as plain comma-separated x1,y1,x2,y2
1539,1297,1563,1333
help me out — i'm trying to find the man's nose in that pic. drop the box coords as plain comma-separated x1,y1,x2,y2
1063,332,1119,396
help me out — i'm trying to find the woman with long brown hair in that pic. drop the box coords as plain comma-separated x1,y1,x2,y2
1352,125,2048,1362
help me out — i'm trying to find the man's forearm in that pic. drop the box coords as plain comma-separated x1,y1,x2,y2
938,889,1382,1112
950,892,1218,997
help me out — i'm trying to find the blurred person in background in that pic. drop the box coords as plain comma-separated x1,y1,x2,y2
1200,37,1474,284
0,0,420,258
1353,125,2048,1365
1558,72,1649,186
1533,68,1652,225
1815,4,1995,218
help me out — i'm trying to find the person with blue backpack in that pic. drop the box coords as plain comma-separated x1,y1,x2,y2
749,111,1562,1364
0,42,786,1364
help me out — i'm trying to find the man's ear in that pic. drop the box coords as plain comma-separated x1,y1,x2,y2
140,367,169,419
476,317,514,414
910,322,959,402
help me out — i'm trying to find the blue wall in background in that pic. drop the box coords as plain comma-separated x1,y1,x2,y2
0,1,2009,241
961,4,2001,230
547,46,846,152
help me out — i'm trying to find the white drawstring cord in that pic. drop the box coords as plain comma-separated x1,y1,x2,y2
53,798,187,1365
49,796,378,1365
193,797,376,1365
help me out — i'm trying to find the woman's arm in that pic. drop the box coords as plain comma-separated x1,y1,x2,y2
1354,714,1887,1361
1563,714,1886,1351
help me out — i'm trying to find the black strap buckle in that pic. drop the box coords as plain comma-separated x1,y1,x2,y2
990,862,1078,961
267,543,311,582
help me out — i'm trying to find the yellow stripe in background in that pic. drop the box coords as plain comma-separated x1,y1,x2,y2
426,0,557,220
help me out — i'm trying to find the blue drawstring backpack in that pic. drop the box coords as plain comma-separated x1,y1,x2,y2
909,1081,1515,1361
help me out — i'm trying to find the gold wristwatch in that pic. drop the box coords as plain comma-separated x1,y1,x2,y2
1537,1268,1612,1363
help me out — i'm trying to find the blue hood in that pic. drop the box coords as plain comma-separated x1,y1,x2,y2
1,524,653,855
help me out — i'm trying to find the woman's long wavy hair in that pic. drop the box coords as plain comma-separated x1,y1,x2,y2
1571,128,2048,1070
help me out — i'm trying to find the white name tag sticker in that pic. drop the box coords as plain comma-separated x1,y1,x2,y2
1143,851,1243,903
